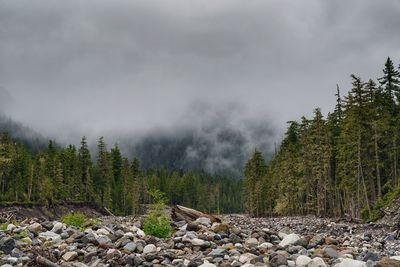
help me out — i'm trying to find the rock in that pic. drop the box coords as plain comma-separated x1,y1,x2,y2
245,237,259,248
270,253,288,267
296,255,312,266
258,242,273,249
6,224,16,232
239,253,257,264
363,251,380,262
191,238,206,246
28,222,43,234
41,221,54,230
335,259,367,267
323,246,340,259
279,233,300,247
187,223,201,232
309,257,327,267
196,217,212,226
199,262,217,267
0,237,16,254
211,223,229,233
123,242,137,252
143,244,157,254
278,227,292,238
96,235,112,246
137,229,146,238
51,222,64,234
376,259,400,267
7,257,18,264
96,228,110,236
62,251,78,261
10,247,23,258
229,233,241,244
309,235,325,248
208,248,226,257
391,257,400,261
295,237,309,247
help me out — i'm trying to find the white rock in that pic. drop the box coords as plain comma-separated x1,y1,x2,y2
239,253,257,263
334,259,367,267
258,242,273,249
7,257,18,264
143,244,157,254
196,217,211,226
96,228,110,236
287,260,295,267
191,238,206,246
279,233,300,247
6,224,16,232
137,229,146,238
62,251,78,261
51,222,64,233
309,257,327,267
390,256,400,261
123,232,134,238
296,255,312,266
129,226,139,232
39,231,62,242
278,232,288,239
199,263,216,267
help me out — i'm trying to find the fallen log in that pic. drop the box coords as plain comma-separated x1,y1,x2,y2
36,256,61,267
171,205,221,223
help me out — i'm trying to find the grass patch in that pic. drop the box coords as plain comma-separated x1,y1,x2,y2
15,229,29,239
61,212,87,228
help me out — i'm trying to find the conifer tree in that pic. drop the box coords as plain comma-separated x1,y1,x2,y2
94,137,113,208
78,136,93,202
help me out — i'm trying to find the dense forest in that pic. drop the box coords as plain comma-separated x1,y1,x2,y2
244,57,400,220
0,135,242,215
3,57,400,220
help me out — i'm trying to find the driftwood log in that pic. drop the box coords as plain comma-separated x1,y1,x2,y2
171,205,221,223
36,256,61,267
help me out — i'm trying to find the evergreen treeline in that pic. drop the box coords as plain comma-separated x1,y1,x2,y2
244,57,400,220
0,135,242,215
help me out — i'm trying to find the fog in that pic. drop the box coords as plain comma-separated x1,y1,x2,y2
1,0,400,171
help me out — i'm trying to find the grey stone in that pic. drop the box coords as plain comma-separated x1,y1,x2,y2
0,237,16,254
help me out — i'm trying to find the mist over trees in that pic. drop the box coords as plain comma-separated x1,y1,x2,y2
0,114,47,153
244,57,400,220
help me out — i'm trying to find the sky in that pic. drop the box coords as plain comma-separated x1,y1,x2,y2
1,0,400,145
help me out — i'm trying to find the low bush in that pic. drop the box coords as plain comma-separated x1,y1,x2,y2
362,184,400,223
61,212,87,228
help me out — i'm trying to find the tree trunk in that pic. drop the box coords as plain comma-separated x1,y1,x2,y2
374,126,382,198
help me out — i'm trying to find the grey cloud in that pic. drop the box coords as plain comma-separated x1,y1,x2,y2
0,0,399,146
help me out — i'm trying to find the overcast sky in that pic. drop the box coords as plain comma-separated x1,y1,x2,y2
1,0,400,143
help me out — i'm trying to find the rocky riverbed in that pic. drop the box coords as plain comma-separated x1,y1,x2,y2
0,214,400,267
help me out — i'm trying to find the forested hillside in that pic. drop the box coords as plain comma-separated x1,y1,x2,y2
0,135,242,215
244,57,400,220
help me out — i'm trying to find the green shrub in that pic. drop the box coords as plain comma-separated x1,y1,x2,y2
143,189,172,238
143,214,172,238
362,184,400,223
61,212,87,228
